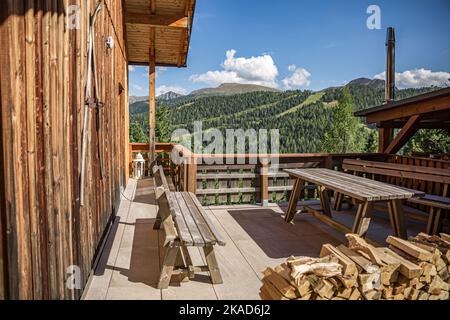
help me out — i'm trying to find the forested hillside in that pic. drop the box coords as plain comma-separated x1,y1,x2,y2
129,79,447,154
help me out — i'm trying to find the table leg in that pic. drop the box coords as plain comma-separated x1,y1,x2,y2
352,201,372,237
388,199,407,239
387,201,398,236
318,186,332,218
285,178,303,223
333,192,344,211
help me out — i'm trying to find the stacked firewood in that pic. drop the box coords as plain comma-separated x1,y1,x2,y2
260,233,450,300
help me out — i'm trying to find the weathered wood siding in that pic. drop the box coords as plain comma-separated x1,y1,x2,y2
0,0,129,299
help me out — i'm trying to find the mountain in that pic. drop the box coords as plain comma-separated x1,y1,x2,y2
128,96,148,105
190,83,280,96
129,79,441,153
158,91,184,101
348,78,385,90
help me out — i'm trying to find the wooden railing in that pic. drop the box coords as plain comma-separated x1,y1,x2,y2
129,142,176,177
128,143,450,208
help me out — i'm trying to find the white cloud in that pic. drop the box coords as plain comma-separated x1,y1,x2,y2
374,68,450,89
132,84,144,92
282,65,312,89
190,49,279,88
128,65,136,72
156,85,187,96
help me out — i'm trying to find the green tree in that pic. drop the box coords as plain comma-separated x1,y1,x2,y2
155,104,172,142
403,129,450,155
322,87,366,153
129,122,148,143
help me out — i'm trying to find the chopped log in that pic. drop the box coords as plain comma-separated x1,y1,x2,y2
428,276,449,294
338,245,380,274
348,288,361,300
359,273,380,292
440,233,450,243
320,244,357,276
380,264,400,286
382,286,393,299
364,290,381,300
336,275,358,289
262,268,298,299
290,261,342,279
274,263,292,282
336,287,352,299
379,247,422,279
346,234,384,265
387,236,434,262
296,278,312,297
261,279,289,300
418,291,430,300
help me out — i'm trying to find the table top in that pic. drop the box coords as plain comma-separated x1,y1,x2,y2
284,168,425,202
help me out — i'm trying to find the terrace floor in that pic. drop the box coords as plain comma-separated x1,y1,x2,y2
83,178,426,300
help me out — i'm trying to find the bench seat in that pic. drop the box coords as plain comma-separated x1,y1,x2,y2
342,159,450,235
153,166,225,289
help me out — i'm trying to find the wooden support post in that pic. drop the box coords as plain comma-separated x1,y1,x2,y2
187,155,197,194
378,127,394,153
149,28,156,165
260,161,269,207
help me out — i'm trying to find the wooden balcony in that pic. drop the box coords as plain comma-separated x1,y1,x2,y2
83,174,428,300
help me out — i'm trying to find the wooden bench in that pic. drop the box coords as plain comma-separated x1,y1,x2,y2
153,166,226,289
342,159,450,235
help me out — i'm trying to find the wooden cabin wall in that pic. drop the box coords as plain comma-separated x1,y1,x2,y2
0,0,129,299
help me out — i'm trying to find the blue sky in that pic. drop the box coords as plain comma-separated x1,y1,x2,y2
128,0,450,97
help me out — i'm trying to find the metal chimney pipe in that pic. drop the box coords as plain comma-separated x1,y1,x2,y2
385,27,396,103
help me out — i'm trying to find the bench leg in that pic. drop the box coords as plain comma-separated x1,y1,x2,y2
179,246,194,281
203,246,223,284
426,207,435,235
352,201,372,237
432,208,443,235
285,178,303,223
158,246,180,289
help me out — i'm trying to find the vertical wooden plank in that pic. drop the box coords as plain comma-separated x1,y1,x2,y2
149,28,156,163
7,0,33,299
0,3,8,297
260,162,269,206
25,0,43,300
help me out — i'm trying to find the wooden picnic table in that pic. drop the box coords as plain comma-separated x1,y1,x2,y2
284,168,425,239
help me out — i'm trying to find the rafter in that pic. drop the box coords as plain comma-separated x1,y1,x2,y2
384,115,421,154
125,13,188,29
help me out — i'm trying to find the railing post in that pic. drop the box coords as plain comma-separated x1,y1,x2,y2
260,159,269,207
187,154,197,194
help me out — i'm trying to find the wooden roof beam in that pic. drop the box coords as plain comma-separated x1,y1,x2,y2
384,115,421,154
125,13,188,29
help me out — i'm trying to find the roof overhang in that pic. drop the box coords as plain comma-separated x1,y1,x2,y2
355,87,450,129
124,0,196,67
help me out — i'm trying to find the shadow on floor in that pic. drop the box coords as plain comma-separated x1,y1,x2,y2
133,178,157,205
227,204,427,258
94,215,121,277
108,218,211,289
108,219,161,288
